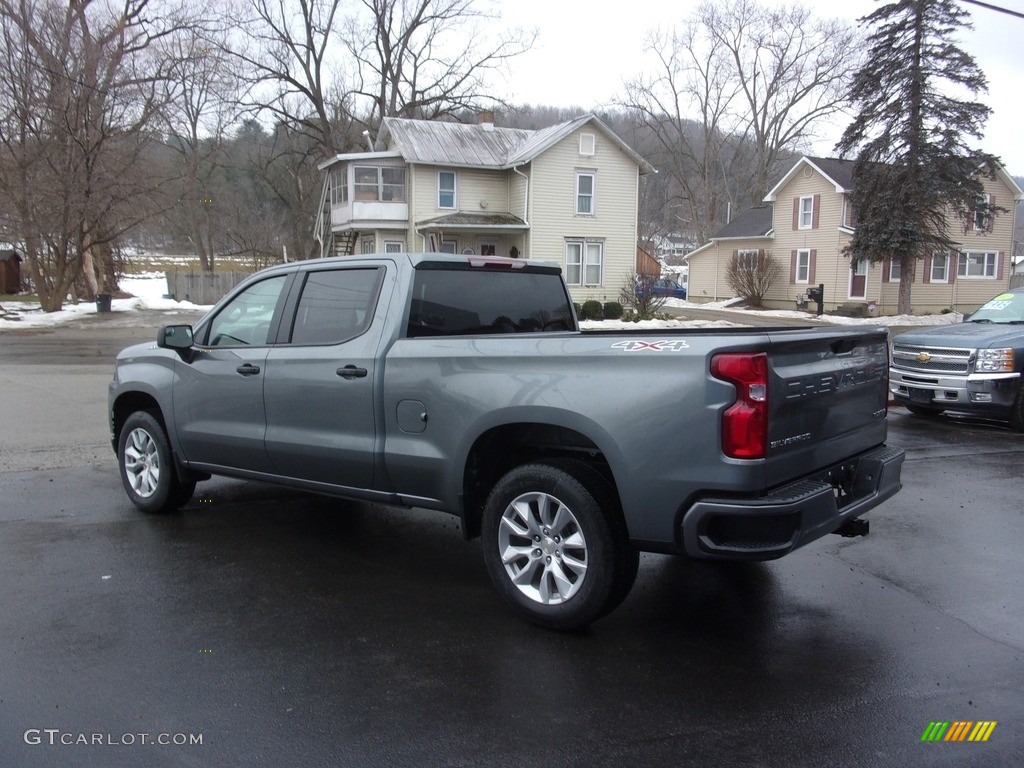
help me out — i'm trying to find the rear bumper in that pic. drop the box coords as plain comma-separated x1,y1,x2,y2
679,445,905,560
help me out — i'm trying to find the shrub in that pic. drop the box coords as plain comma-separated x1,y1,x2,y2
603,301,623,320
580,300,604,320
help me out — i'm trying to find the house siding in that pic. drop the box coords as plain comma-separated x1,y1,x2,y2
528,128,640,302
877,173,1017,314
407,164,514,253
689,157,1019,316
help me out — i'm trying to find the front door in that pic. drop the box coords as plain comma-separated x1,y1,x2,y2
850,259,867,299
173,274,290,472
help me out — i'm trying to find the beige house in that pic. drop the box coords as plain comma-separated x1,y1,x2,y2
688,156,1023,315
316,114,654,303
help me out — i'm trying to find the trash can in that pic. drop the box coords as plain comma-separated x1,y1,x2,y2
96,293,112,313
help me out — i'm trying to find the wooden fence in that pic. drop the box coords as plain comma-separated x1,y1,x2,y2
165,271,251,306
1010,272,1024,290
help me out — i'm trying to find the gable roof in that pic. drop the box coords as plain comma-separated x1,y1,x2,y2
710,205,774,240
765,154,1023,202
764,156,856,201
319,115,655,174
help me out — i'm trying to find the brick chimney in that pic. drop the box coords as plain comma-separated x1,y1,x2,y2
476,110,495,131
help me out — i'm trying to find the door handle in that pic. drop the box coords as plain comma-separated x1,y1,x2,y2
336,365,368,380
236,363,261,376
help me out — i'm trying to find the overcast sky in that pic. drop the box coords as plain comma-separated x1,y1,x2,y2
495,0,1024,176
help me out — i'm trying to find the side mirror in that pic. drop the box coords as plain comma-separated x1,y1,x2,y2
158,325,194,359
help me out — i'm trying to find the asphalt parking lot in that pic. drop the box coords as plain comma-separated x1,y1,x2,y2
1,314,1022,767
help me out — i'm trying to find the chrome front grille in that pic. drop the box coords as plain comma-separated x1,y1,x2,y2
891,344,972,375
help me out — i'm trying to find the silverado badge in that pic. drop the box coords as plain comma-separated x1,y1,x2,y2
916,352,932,363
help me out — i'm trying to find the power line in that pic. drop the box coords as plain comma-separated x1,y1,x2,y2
960,0,1024,21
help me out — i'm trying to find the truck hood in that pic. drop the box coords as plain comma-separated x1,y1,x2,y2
115,340,161,362
893,322,1024,348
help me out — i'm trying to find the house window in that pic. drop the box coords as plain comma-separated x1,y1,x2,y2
958,251,997,279
330,168,348,204
564,240,604,286
576,172,595,215
799,196,814,229
795,249,811,283
479,243,496,256
440,239,458,254
381,168,406,202
973,195,992,231
889,260,901,281
737,249,760,271
361,237,375,254
384,241,403,253
579,133,596,156
438,171,456,209
931,253,948,283
353,166,406,202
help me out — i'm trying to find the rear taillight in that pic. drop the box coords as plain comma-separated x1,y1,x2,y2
711,352,768,459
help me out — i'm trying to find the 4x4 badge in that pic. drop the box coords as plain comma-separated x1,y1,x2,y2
612,340,690,351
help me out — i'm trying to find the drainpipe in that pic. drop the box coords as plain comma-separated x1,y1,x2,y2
513,165,530,257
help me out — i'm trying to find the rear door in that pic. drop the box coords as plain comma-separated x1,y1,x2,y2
262,265,388,490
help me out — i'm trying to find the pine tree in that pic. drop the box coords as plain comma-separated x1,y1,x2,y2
835,0,1003,315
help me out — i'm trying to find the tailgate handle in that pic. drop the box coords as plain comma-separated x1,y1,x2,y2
831,338,860,355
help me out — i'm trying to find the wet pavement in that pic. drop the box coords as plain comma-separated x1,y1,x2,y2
1,318,1022,767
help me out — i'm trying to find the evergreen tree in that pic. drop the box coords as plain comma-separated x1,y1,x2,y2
835,0,1003,315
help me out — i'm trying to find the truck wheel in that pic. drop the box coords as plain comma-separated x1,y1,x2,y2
1009,382,1024,432
481,461,638,630
117,411,195,513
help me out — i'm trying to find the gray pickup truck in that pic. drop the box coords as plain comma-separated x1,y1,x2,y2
890,287,1024,430
109,253,904,629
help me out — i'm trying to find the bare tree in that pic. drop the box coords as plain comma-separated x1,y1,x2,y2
0,0,199,311
231,0,350,157
622,0,861,241
341,0,536,145
725,249,781,306
160,26,243,272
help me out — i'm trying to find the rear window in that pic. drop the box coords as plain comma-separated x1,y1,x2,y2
407,266,574,337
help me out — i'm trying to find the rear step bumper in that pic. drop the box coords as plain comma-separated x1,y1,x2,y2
679,445,905,561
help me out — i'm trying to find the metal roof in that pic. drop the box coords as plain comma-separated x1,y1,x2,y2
378,115,655,174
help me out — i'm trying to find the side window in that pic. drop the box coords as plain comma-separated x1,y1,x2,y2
207,276,288,347
407,267,574,337
289,268,382,345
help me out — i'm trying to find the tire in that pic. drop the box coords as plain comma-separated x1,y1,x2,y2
481,460,638,630
1009,381,1024,432
117,411,195,513
905,404,945,417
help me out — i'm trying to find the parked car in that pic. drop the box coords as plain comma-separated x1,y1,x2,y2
889,286,1024,430
638,276,688,301
109,253,903,629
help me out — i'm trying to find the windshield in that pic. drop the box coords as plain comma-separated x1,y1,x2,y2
967,291,1024,323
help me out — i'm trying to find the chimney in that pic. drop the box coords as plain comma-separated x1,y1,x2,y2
476,110,495,131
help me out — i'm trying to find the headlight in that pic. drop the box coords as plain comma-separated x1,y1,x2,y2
975,348,1014,373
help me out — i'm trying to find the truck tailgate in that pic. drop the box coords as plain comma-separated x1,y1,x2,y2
764,327,890,481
